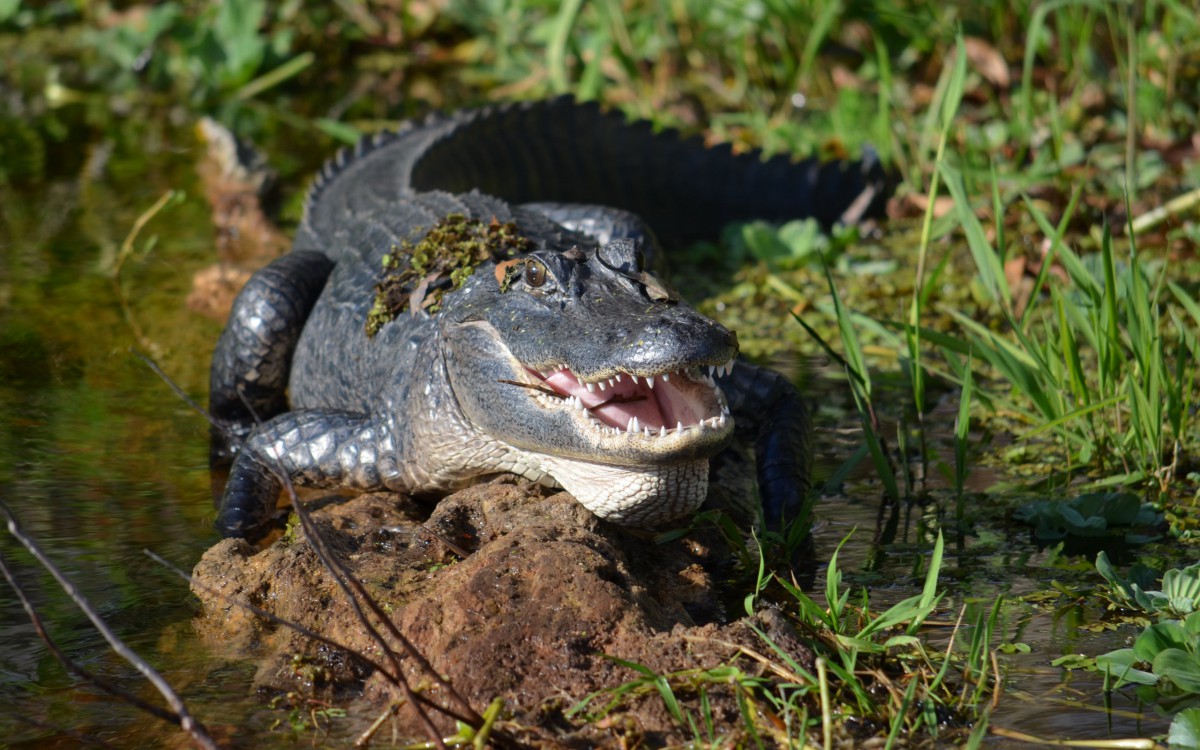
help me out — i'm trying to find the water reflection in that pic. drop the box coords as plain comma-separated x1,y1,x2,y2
0,118,226,745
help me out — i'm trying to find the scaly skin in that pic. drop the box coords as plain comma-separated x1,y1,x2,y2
209,98,887,541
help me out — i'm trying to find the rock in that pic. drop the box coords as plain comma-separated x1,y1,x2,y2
190,478,814,745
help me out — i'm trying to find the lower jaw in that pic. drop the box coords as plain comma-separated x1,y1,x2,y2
536,454,710,527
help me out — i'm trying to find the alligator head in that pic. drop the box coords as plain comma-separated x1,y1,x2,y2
440,238,738,525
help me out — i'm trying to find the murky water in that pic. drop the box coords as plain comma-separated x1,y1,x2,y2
0,116,1176,747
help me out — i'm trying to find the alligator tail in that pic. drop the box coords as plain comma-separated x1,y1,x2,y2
302,97,889,249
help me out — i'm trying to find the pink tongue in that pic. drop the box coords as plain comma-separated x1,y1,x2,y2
542,371,669,429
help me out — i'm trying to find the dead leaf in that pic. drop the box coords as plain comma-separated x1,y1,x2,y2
904,192,956,219
965,37,1011,89
1004,256,1027,295
409,271,440,315
494,258,522,286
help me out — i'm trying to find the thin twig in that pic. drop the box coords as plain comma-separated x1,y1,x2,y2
0,501,220,750
355,701,404,748
680,634,811,685
989,649,1003,711
496,379,566,398
280,476,465,749
230,387,487,747
0,551,180,724
1129,186,1200,235
145,550,474,726
112,191,178,352
228,389,452,749
496,378,648,410
133,350,232,436
990,725,1162,749
139,346,492,745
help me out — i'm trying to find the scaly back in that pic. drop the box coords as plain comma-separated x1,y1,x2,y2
299,97,888,255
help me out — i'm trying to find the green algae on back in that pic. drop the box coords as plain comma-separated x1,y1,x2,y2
365,213,533,337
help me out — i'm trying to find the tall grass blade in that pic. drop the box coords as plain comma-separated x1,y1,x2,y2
546,0,585,92
954,356,973,514
942,163,1009,310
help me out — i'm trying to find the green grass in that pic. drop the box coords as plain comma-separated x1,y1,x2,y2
572,532,1002,747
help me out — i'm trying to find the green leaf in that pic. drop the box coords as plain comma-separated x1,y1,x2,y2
653,676,685,723
315,118,364,145
941,163,1008,307
1163,563,1200,615
1168,708,1200,749
1095,648,1157,686
0,0,20,23
1153,648,1200,693
1134,622,1193,662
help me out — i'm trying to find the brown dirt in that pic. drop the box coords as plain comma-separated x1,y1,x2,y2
190,478,815,747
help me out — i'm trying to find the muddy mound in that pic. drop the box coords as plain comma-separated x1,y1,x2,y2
191,478,813,745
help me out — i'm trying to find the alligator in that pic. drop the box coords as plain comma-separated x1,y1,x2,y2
209,97,887,541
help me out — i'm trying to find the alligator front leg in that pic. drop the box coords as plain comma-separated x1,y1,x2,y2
209,251,335,470
719,362,813,531
216,410,398,540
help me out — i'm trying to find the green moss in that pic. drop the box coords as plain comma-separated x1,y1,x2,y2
365,213,533,337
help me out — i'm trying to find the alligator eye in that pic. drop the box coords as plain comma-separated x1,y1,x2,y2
524,259,547,287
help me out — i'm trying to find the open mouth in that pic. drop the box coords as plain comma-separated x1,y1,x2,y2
515,361,734,438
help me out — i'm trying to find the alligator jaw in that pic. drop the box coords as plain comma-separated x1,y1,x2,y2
521,361,734,445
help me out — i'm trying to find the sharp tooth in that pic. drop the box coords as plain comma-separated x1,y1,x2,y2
647,377,655,390
659,425,667,438
631,416,639,433
698,418,707,430
630,375,639,386
718,414,727,426
662,373,669,382
643,426,651,437
676,421,683,433
615,374,622,383
608,378,615,388
626,417,635,433
708,365,715,378
598,380,606,391
722,405,730,416
585,382,595,392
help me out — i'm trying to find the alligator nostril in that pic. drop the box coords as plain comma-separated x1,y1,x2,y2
726,329,739,350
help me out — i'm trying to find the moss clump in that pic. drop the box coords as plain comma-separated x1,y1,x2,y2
366,213,533,337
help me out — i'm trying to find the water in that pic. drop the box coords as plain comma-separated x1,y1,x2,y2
0,116,236,745
0,115,1177,747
